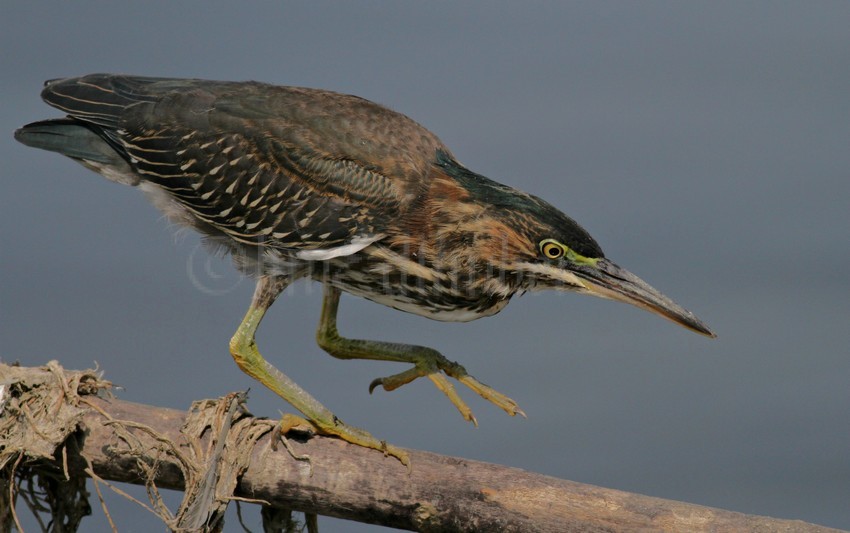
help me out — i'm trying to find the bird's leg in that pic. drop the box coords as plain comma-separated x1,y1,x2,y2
229,276,409,466
316,285,525,425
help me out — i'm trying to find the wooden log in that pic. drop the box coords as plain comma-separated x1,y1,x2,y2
62,395,838,532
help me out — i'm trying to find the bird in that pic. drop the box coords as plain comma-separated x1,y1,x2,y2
15,74,715,465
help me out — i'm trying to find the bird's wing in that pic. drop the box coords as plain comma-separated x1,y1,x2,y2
40,74,443,254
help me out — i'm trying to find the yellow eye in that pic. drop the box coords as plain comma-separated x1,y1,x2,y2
540,239,564,259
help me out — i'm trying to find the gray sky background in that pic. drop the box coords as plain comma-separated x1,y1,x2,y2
2,2,849,531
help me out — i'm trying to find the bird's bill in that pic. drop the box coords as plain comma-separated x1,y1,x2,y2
574,258,716,337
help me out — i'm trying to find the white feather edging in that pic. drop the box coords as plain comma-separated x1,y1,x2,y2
295,235,384,261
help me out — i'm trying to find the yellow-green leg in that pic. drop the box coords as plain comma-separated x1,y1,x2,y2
316,285,525,425
229,276,408,466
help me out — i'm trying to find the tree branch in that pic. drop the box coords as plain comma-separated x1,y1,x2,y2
1,363,840,532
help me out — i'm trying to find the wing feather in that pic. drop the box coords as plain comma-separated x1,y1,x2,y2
37,74,448,253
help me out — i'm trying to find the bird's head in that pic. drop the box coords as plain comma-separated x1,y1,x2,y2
437,152,715,337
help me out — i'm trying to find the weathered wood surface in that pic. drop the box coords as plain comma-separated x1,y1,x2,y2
62,395,839,532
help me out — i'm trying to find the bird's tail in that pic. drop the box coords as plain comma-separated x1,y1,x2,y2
14,118,139,186
15,119,112,162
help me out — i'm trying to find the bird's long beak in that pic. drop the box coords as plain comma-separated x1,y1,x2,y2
574,258,716,337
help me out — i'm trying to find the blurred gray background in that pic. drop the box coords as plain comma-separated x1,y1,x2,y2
2,2,848,531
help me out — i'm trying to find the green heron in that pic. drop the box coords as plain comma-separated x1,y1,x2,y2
16,74,714,465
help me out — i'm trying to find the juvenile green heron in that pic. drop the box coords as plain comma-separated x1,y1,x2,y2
16,74,714,465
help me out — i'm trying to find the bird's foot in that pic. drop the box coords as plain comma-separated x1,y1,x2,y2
369,357,525,425
276,412,410,469
277,412,318,435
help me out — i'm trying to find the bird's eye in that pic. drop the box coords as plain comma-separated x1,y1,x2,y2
539,239,564,260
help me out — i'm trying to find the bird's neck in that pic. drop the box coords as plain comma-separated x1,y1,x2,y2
380,166,531,299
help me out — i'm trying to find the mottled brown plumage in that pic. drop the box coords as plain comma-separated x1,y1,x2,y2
16,74,714,464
